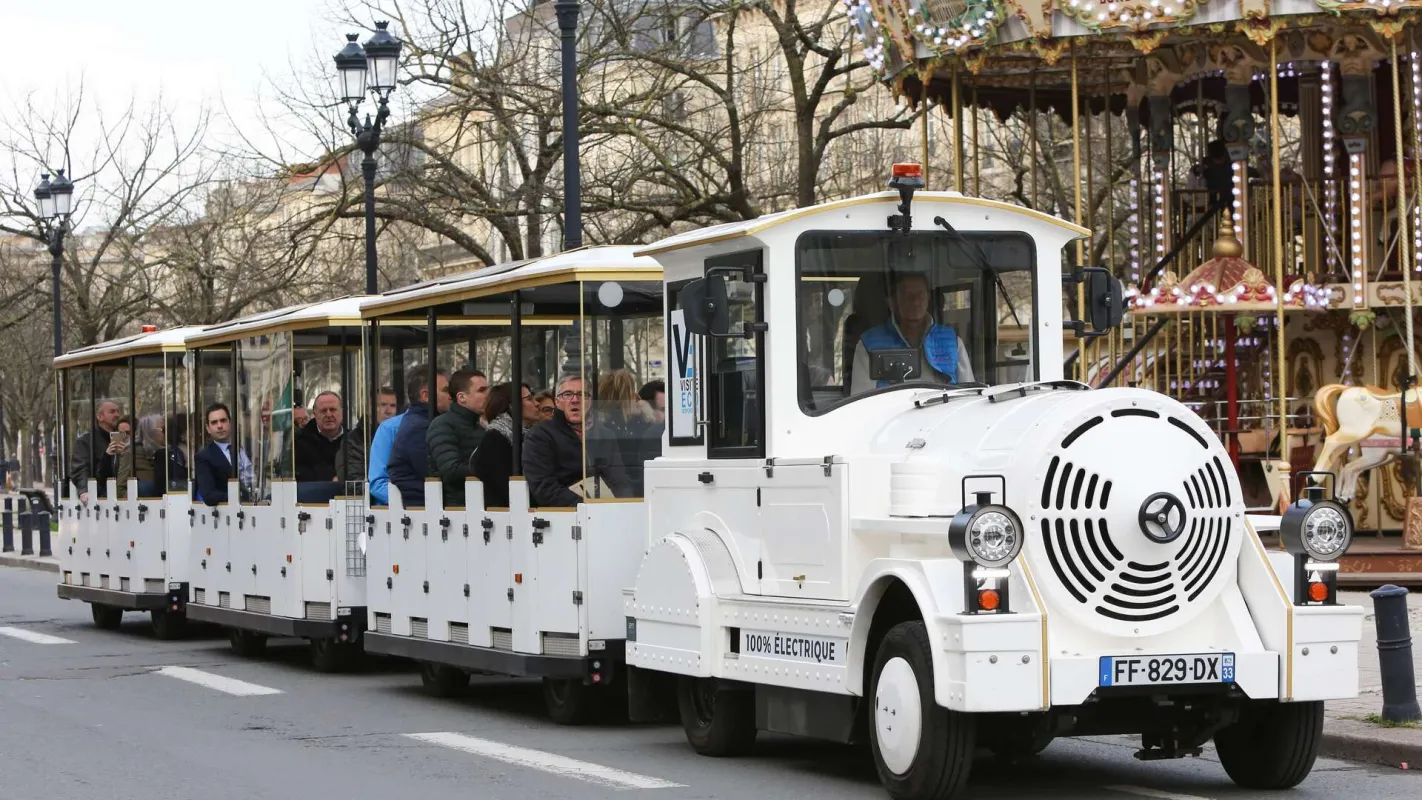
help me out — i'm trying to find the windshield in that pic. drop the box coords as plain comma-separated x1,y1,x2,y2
797,230,1037,414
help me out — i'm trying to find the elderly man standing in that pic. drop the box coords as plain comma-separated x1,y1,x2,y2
522,374,630,507
295,391,345,482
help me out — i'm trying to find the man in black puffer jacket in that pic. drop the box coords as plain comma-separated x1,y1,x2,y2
426,369,487,507
294,391,345,482
523,375,630,507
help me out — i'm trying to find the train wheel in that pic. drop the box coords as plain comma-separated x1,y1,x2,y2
543,678,603,725
419,662,470,698
150,608,187,640
676,677,757,757
90,603,123,630
868,621,974,800
310,637,361,673
228,629,268,657
1216,700,1323,789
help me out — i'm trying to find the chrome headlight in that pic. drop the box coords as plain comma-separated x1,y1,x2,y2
1281,492,1352,562
949,504,1024,568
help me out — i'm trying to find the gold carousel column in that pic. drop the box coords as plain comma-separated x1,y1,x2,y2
1300,65,1325,282
953,60,965,194
1389,36,1422,546
972,86,981,196
1270,38,1291,504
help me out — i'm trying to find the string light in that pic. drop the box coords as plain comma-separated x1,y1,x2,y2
1350,151,1365,305
1154,162,1167,262
1322,60,1338,280
1130,174,1141,284
1412,53,1422,274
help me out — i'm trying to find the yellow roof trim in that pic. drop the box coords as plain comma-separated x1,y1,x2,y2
362,266,661,319
55,342,176,369
637,194,1090,256
186,317,364,349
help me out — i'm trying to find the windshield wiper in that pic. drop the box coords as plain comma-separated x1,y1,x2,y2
932,216,1024,329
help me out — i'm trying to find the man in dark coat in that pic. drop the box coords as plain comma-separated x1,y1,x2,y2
294,391,345,482
523,375,630,507
194,403,253,506
386,365,448,508
426,369,487,507
69,399,122,502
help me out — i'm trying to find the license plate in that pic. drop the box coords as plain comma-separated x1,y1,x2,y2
1098,652,1235,687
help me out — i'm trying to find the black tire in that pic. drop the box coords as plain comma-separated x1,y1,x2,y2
90,603,123,630
676,677,757,756
228,629,268,657
309,638,361,673
1215,699,1324,789
868,621,975,800
419,662,470,698
543,678,604,725
150,609,187,640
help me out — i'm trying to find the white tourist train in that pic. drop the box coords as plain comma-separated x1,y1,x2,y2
52,169,1364,800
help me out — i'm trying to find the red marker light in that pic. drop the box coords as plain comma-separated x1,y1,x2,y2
978,589,1001,611
1308,581,1328,603
141,324,157,333
892,163,923,179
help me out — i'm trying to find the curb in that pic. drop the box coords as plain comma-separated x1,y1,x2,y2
0,554,60,573
1321,717,1422,769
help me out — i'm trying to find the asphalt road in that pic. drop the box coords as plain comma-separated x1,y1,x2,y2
2,565,1418,800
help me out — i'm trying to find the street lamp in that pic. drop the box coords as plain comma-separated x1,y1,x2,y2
34,169,74,361
334,20,403,295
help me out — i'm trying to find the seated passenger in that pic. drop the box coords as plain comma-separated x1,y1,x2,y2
523,375,631,507
364,389,405,506
194,403,254,506
592,370,660,497
470,382,538,508
426,369,488,507
116,413,173,497
338,387,396,489
849,271,974,395
386,365,449,508
69,400,122,503
295,391,345,482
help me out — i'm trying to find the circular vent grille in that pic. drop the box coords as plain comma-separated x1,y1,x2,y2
1029,404,1241,636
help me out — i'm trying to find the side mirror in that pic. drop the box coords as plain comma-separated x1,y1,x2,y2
1086,269,1125,332
679,275,730,336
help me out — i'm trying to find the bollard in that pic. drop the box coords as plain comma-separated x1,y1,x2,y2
1,496,12,553
37,510,51,558
18,502,32,556
1370,584,1422,723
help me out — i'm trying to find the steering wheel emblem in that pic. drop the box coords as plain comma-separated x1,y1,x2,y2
1138,492,1187,544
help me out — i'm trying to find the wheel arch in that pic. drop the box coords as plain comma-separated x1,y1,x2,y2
849,563,954,698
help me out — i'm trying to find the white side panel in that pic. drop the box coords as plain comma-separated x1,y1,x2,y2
532,510,582,641
165,493,193,585
583,501,648,642
627,536,716,677
510,481,540,653
365,505,395,626
1238,531,1292,697
298,504,332,616
428,497,468,642
758,462,847,600
647,464,761,594
471,500,514,649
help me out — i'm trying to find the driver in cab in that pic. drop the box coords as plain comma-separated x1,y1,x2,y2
849,271,973,395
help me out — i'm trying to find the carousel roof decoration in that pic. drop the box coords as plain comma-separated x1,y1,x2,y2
1128,215,1330,313
1061,0,1207,33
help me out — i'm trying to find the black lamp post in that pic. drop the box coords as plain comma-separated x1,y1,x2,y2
334,20,403,295
34,170,74,361
555,0,582,250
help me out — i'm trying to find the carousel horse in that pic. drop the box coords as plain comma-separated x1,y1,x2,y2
1311,383,1416,501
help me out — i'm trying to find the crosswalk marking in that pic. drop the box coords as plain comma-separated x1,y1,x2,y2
1106,786,1215,800
154,666,282,696
405,731,684,789
0,626,76,645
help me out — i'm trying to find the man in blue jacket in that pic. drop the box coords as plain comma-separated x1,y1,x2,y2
385,364,449,507
849,271,974,395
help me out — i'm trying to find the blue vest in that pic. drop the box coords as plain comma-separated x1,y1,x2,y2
860,322,959,387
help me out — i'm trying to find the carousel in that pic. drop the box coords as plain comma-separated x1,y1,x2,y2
850,0,1422,583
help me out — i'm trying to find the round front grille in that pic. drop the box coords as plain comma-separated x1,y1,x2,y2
1029,403,1241,637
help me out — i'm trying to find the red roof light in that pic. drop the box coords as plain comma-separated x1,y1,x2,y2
892,163,923,179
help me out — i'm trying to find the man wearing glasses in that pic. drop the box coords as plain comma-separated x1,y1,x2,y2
523,374,630,507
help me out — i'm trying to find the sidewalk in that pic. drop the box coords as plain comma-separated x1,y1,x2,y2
0,551,59,572
1325,590,1422,769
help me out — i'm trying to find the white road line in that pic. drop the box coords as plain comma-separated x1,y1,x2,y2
1105,786,1215,800
406,732,684,790
0,626,76,645
154,666,282,697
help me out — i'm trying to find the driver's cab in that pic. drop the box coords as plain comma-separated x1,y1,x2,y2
636,166,1123,600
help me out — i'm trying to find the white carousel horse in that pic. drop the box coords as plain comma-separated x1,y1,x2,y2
1311,383,1416,501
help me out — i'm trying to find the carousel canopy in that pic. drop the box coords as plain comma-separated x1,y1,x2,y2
1129,215,1329,312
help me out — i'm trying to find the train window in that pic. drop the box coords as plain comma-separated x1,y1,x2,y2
796,229,1037,414
706,250,766,459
